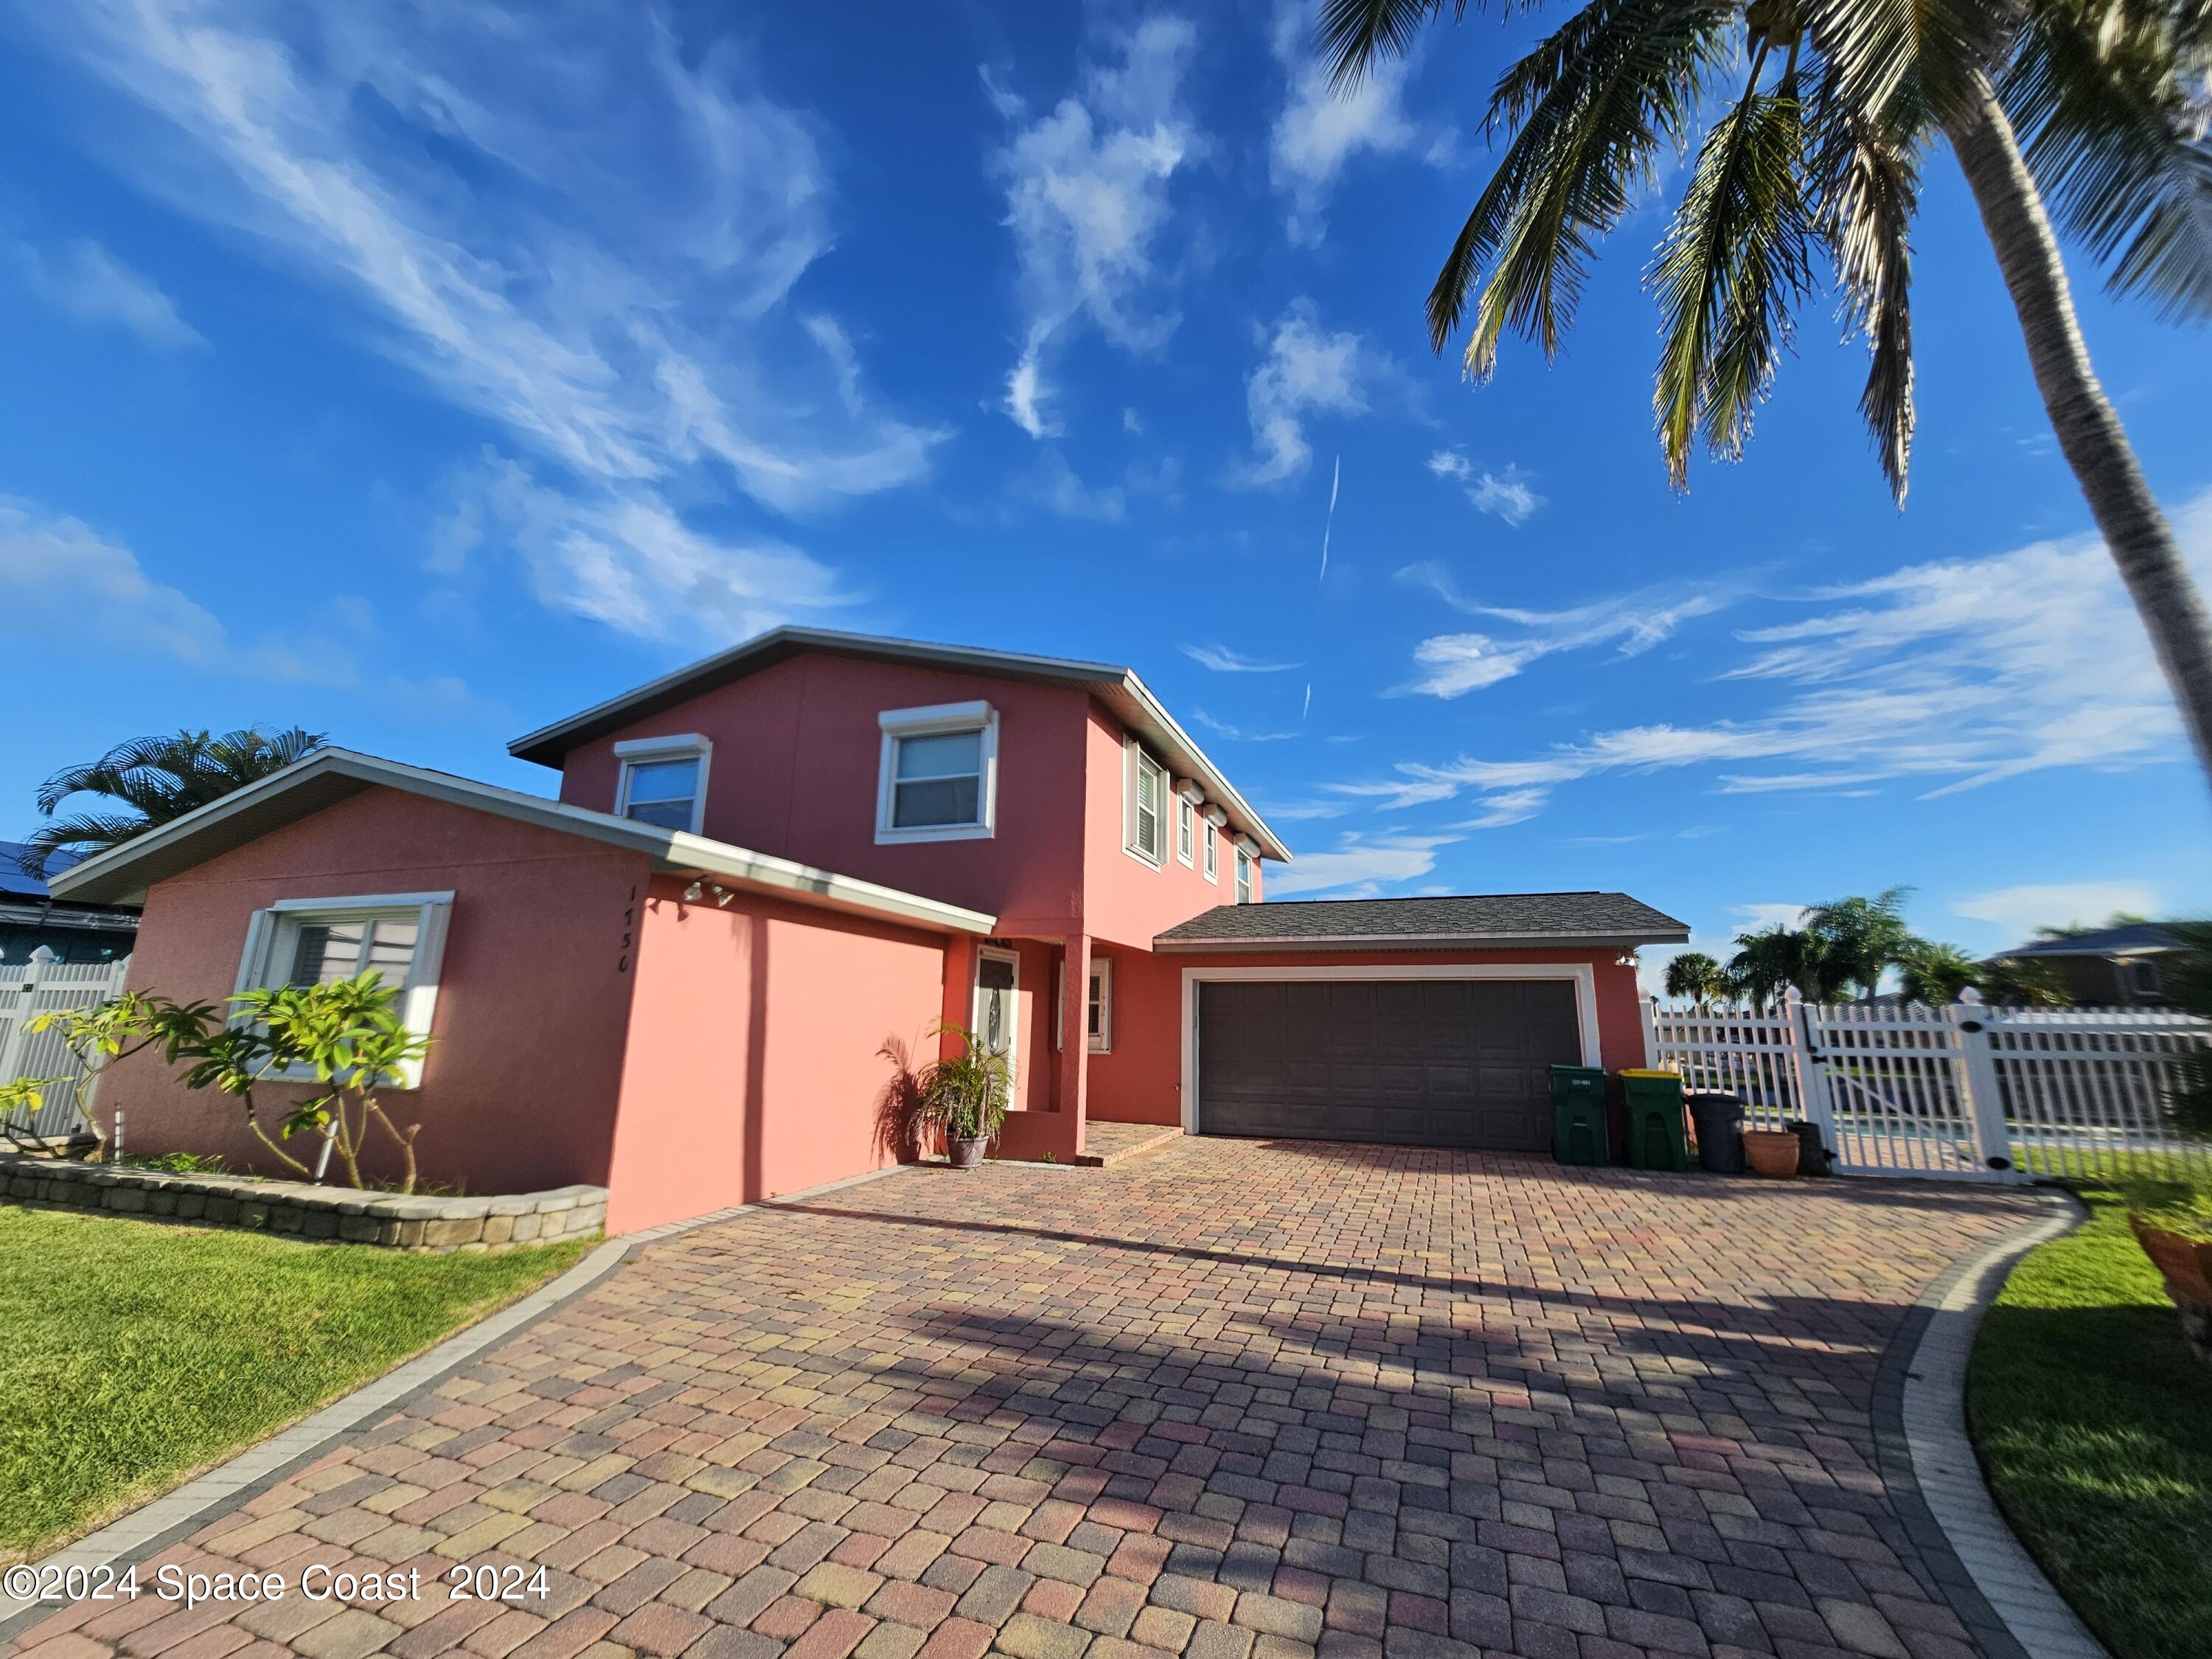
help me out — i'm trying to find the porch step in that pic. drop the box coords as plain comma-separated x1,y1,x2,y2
1077,1122,1183,1167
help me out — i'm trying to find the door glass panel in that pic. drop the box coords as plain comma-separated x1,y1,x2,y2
975,956,1016,1059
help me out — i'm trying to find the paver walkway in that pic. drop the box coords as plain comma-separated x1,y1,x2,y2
7,1140,2051,1659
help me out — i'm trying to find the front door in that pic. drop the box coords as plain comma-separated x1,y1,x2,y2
973,949,1020,1095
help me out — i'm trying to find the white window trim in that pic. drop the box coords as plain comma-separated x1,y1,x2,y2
613,733,712,837
877,701,999,844
1176,963,1602,1133
1175,796,1196,868
1203,820,1220,883
1124,739,1168,869
234,892,454,1089
1234,849,1253,904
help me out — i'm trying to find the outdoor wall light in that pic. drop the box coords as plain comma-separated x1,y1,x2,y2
683,880,703,902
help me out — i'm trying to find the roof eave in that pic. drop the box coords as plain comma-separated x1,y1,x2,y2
1150,928,1691,954
47,749,996,937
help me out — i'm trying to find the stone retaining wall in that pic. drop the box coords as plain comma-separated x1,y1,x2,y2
0,1155,606,1252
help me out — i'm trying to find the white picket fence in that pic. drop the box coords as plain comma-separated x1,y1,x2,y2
1643,992,2212,1181
0,953,133,1140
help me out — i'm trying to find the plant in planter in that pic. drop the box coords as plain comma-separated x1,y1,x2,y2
914,1023,1010,1170
2124,1177,2212,1367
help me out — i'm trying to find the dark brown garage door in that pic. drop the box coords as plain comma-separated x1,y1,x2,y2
1196,978,1582,1149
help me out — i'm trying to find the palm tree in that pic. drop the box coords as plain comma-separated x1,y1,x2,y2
1803,886,1914,996
1316,0,2212,785
1978,953,2075,1005
1663,949,1733,1001
18,728,327,878
1728,922,1837,1004
1896,938,1980,1004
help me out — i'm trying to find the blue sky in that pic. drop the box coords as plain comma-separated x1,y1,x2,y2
1,0,2207,986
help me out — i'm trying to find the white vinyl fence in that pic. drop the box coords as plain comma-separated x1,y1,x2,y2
0,953,133,1141
1644,992,2212,1181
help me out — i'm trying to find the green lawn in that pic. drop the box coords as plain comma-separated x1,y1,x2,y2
0,1206,589,1561
1966,1174,2212,1659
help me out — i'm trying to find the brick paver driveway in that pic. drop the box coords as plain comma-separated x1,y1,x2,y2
11,1140,2051,1659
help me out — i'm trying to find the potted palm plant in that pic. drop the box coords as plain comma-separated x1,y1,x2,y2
917,1023,1011,1169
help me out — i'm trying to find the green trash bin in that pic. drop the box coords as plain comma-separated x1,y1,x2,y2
1550,1064,1610,1166
1619,1068,1690,1172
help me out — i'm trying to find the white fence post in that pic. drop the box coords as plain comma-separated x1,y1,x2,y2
1784,990,1839,1154
1952,992,2017,1178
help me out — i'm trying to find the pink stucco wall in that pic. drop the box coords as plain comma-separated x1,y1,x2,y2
1077,709,1259,954
92,788,647,1194
555,655,1094,933
602,874,952,1233
1087,947,1648,1129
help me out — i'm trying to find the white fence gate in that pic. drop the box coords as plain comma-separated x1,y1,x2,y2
1644,992,2212,1181
0,953,133,1141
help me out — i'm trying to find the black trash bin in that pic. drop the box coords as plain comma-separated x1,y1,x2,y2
1686,1093,1747,1174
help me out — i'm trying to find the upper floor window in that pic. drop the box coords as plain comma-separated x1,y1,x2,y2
1124,742,1167,866
1175,793,1195,866
1203,818,1220,883
615,734,711,835
1235,846,1253,904
878,702,998,843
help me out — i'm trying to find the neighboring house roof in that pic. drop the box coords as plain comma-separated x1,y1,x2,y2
0,841,140,934
1992,923,2180,959
1153,891,1690,952
504,625,1294,863
44,748,998,937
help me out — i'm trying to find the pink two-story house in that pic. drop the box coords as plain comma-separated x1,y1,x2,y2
51,629,1685,1232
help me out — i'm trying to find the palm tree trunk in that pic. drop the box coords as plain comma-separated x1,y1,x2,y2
1943,74,2212,788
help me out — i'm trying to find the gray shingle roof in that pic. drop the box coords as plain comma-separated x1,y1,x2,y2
1154,891,1688,950
1994,922,2178,959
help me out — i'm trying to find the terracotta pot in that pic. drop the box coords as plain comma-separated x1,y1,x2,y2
2130,1217,2212,1366
947,1135,988,1171
1741,1129,1802,1179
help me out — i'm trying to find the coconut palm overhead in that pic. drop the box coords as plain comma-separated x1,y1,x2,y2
1316,0,2212,786
1663,949,1733,1001
17,728,327,879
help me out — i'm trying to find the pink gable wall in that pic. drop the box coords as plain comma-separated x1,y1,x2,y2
1077,706,1259,953
556,655,1093,932
93,788,647,1194
604,874,951,1232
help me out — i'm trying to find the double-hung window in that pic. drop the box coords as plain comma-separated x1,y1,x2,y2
1125,742,1167,866
1203,820,1220,883
1235,847,1254,904
234,893,453,1086
615,734,711,834
1175,793,1195,866
877,703,998,842
1055,958,1113,1054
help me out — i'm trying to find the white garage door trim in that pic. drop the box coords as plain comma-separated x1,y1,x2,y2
1178,962,1602,1135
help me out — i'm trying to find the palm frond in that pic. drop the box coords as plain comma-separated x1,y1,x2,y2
1433,0,1737,368
1810,80,1922,501
1802,0,2014,131
2004,0,2212,319
1318,0,1470,88
16,813,158,877
1651,83,1816,485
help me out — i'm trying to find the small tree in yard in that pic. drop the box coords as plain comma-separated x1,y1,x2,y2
1896,939,1983,1004
26,975,431,1192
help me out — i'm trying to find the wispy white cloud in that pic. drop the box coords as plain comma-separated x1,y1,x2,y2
1952,883,2161,941
12,235,204,350
34,0,945,639
1348,493,2212,824
1189,710,1302,742
1266,0,1439,246
1426,448,1545,526
0,494,484,711
1182,643,1302,673
432,452,846,641
1237,302,1379,485
1269,830,1459,897
990,16,1200,439
1394,564,1733,696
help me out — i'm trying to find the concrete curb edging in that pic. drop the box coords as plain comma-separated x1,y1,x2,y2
0,1161,907,1644
1871,1190,2111,1659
